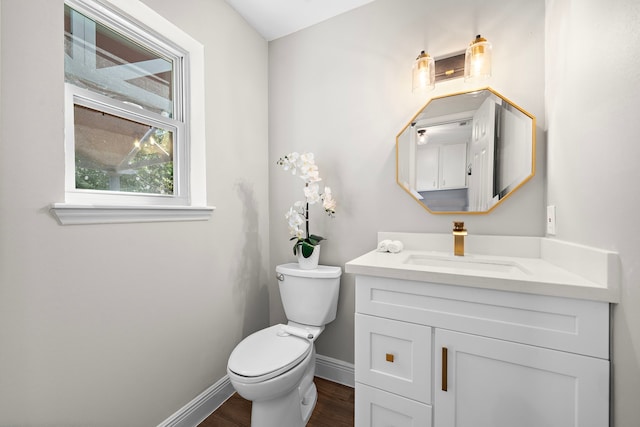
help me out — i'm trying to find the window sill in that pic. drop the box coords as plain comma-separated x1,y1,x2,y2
50,203,215,225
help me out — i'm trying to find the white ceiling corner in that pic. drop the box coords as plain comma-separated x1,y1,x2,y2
224,0,376,41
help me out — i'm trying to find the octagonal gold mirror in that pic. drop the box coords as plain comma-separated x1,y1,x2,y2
396,88,535,214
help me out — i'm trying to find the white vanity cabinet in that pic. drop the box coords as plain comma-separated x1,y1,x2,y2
353,275,610,427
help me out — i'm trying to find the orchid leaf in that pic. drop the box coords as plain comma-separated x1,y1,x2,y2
300,241,316,258
308,234,325,245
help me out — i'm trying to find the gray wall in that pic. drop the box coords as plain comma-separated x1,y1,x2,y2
545,0,640,425
0,0,269,425
3,0,639,426
269,0,545,364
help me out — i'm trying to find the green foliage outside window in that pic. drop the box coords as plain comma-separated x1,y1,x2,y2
75,161,173,194
75,128,174,195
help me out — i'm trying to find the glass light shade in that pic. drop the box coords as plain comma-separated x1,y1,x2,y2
417,129,428,145
412,51,435,92
464,35,492,82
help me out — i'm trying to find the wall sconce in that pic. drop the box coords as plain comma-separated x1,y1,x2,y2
412,51,435,92
412,34,492,91
464,34,492,82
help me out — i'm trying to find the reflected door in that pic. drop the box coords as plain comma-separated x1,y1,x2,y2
468,98,496,211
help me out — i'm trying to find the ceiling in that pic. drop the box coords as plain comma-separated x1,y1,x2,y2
224,0,376,41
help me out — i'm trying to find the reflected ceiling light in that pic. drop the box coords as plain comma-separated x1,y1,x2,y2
412,51,435,92
417,128,428,145
464,34,492,82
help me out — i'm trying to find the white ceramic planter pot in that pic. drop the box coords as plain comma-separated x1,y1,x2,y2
297,245,320,270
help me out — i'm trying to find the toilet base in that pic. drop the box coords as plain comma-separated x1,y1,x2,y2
300,382,317,423
297,349,317,424
249,350,318,427
250,381,317,427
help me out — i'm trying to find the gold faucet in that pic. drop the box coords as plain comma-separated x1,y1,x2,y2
453,221,467,256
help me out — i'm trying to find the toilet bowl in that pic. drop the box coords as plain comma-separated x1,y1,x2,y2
227,263,342,427
227,324,317,426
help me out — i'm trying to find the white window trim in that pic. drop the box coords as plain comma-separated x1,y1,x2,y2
51,0,214,225
50,204,214,225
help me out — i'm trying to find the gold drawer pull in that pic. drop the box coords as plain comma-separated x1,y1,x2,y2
442,347,448,392
385,353,395,363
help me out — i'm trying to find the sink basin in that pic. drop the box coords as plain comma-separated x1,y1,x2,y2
404,254,530,275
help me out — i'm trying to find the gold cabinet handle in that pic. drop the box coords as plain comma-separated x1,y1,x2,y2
385,353,394,363
442,347,448,391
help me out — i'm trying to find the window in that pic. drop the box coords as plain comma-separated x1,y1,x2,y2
53,0,212,224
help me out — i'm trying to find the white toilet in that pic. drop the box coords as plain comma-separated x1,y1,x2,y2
227,263,342,427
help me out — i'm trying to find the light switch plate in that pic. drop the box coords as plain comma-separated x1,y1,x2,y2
546,205,556,235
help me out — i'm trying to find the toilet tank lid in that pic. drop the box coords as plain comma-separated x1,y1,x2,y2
276,263,342,278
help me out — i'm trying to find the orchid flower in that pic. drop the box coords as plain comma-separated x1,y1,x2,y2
277,152,337,258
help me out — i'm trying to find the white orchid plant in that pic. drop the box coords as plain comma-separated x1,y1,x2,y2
277,152,336,258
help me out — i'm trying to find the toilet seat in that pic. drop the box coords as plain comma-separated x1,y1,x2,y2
228,324,311,384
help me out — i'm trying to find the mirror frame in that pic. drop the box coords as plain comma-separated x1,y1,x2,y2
396,87,536,215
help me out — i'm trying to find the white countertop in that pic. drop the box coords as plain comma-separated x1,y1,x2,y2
345,233,620,303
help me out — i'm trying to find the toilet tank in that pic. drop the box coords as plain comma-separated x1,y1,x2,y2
276,263,342,327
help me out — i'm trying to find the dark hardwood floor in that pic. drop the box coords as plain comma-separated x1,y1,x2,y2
198,377,354,427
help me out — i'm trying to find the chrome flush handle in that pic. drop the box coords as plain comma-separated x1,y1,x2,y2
276,273,285,281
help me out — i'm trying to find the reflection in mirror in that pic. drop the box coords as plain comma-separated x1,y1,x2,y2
397,88,535,214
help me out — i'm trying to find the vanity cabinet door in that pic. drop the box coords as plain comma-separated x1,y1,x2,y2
434,329,609,427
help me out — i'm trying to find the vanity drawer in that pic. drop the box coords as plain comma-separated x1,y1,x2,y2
355,275,609,359
355,313,432,403
355,382,432,427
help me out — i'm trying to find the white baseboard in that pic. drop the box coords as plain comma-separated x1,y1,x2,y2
315,354,355,388
157,354,354,427
157,375,235,427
